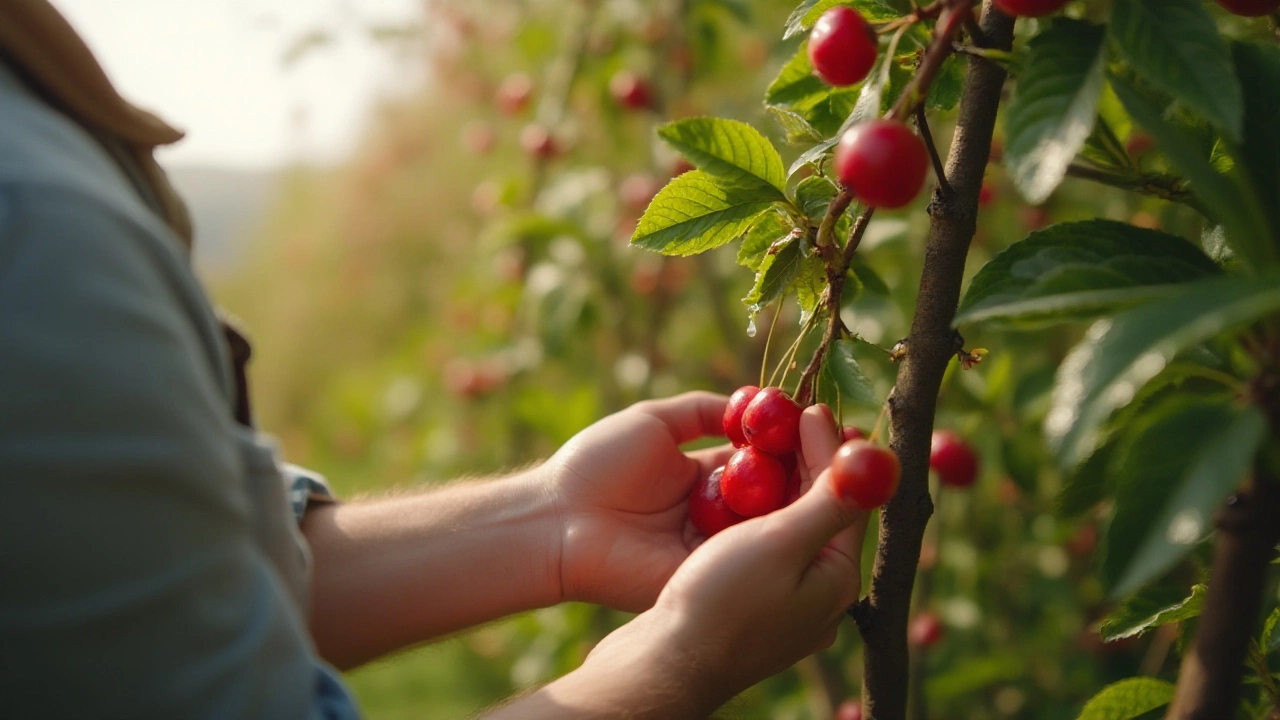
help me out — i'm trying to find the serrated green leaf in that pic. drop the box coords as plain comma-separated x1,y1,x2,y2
794,251,828,317
1103,397,1265,596
1077,677,1175,719
794,176,839,223
825,338,878,407
1111,76,1275,270
1047,274,1280,470
737,211,796,271
1110,0,1242,143
744,240,803,307
657,118,788,195
955,219,1219,328
1101,584,1207,642
1005,20,1107,205
787,48,891,179
631,170,781,256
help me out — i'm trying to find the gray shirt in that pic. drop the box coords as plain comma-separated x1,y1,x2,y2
0,61,359,718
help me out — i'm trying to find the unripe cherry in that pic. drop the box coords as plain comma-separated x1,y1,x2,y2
808,7,877,87
720,446,788,518
830,439,900,510
742,387,803,455
688,466,746,537
993,0,1070,17
929,430,979,488
723,385,761,448
834,119,929,209
1214,0,1279,15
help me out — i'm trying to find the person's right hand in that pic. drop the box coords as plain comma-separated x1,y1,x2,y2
578,404,872,712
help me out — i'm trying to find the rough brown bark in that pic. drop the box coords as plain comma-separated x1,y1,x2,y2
852,4,1013,719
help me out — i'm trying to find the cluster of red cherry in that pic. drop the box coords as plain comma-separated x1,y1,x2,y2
689,386,906,537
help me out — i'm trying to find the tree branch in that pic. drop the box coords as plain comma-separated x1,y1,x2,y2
855,4,1013,719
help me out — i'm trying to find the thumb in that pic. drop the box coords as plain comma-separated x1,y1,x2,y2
798,404,841,492
771,467,869,564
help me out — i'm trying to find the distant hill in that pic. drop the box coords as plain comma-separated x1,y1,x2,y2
168,165,279,275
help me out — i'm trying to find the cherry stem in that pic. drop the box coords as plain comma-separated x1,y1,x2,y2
759,302,783,388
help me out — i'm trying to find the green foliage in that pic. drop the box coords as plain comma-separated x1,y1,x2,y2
954,220,1219,328
765,44,860,137
1076,677,1175,719
1101,583,1206,642
1101,398,1265,596
823,337,878,407
1108,0,1243,144
631,170,780,255
1003,19,1107,205
656,118,788,194
1045,274,1280,470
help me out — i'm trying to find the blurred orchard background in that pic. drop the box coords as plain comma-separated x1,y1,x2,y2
58,1,1221,718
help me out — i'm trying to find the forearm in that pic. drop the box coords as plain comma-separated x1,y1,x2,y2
301,466,563,669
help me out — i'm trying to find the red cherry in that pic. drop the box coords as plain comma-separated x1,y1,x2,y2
978,183,995,207
609,70,654,110
909,612,944,648
461,121,496,155
929,431,979,488
723,385,761,448
844,427,866,442
671,158,695,177
1215,0,1280,15
993,0,1070,17
834,120,929,209
495,72,534,116
520,123,558,158
784,469,802,506
808,7,877,87
720,447,788,518
688,466,747,537
741,387,803,455
835,700,863,720
830,440,900,510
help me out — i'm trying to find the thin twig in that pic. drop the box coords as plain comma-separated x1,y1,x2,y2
916,105,954,198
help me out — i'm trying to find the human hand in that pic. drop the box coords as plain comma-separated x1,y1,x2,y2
577,405,869,709
547,391,734,612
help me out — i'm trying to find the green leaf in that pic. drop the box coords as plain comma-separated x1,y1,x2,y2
794,176,839,223
1004,20,1107,205
1111,76,1275,270
736,210,796,271
850,261,890,296
657,118,788,195
631,171,780,256
1109,0,1243,143
794,250,828,317
1262,606,1280,654
1047,273,1280,470
766,106,825,144
954,219,1219,328
1232,42,1280,263
765,45,861,138
1077,677,1175,719
1103,396,1266,596
925,54,965,113
1101,584,1207,642
787,49,891,179
744,239,803,307
824,338,878,407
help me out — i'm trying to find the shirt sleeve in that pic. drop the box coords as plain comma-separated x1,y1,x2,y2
0,181,360,720
285,464,338,525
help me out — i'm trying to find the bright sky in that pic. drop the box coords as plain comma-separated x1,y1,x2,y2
52,0,424,170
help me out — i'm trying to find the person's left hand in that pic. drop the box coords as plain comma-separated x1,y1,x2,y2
546,391,734,612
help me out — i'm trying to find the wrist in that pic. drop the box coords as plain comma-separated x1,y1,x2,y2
551,609,726,719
